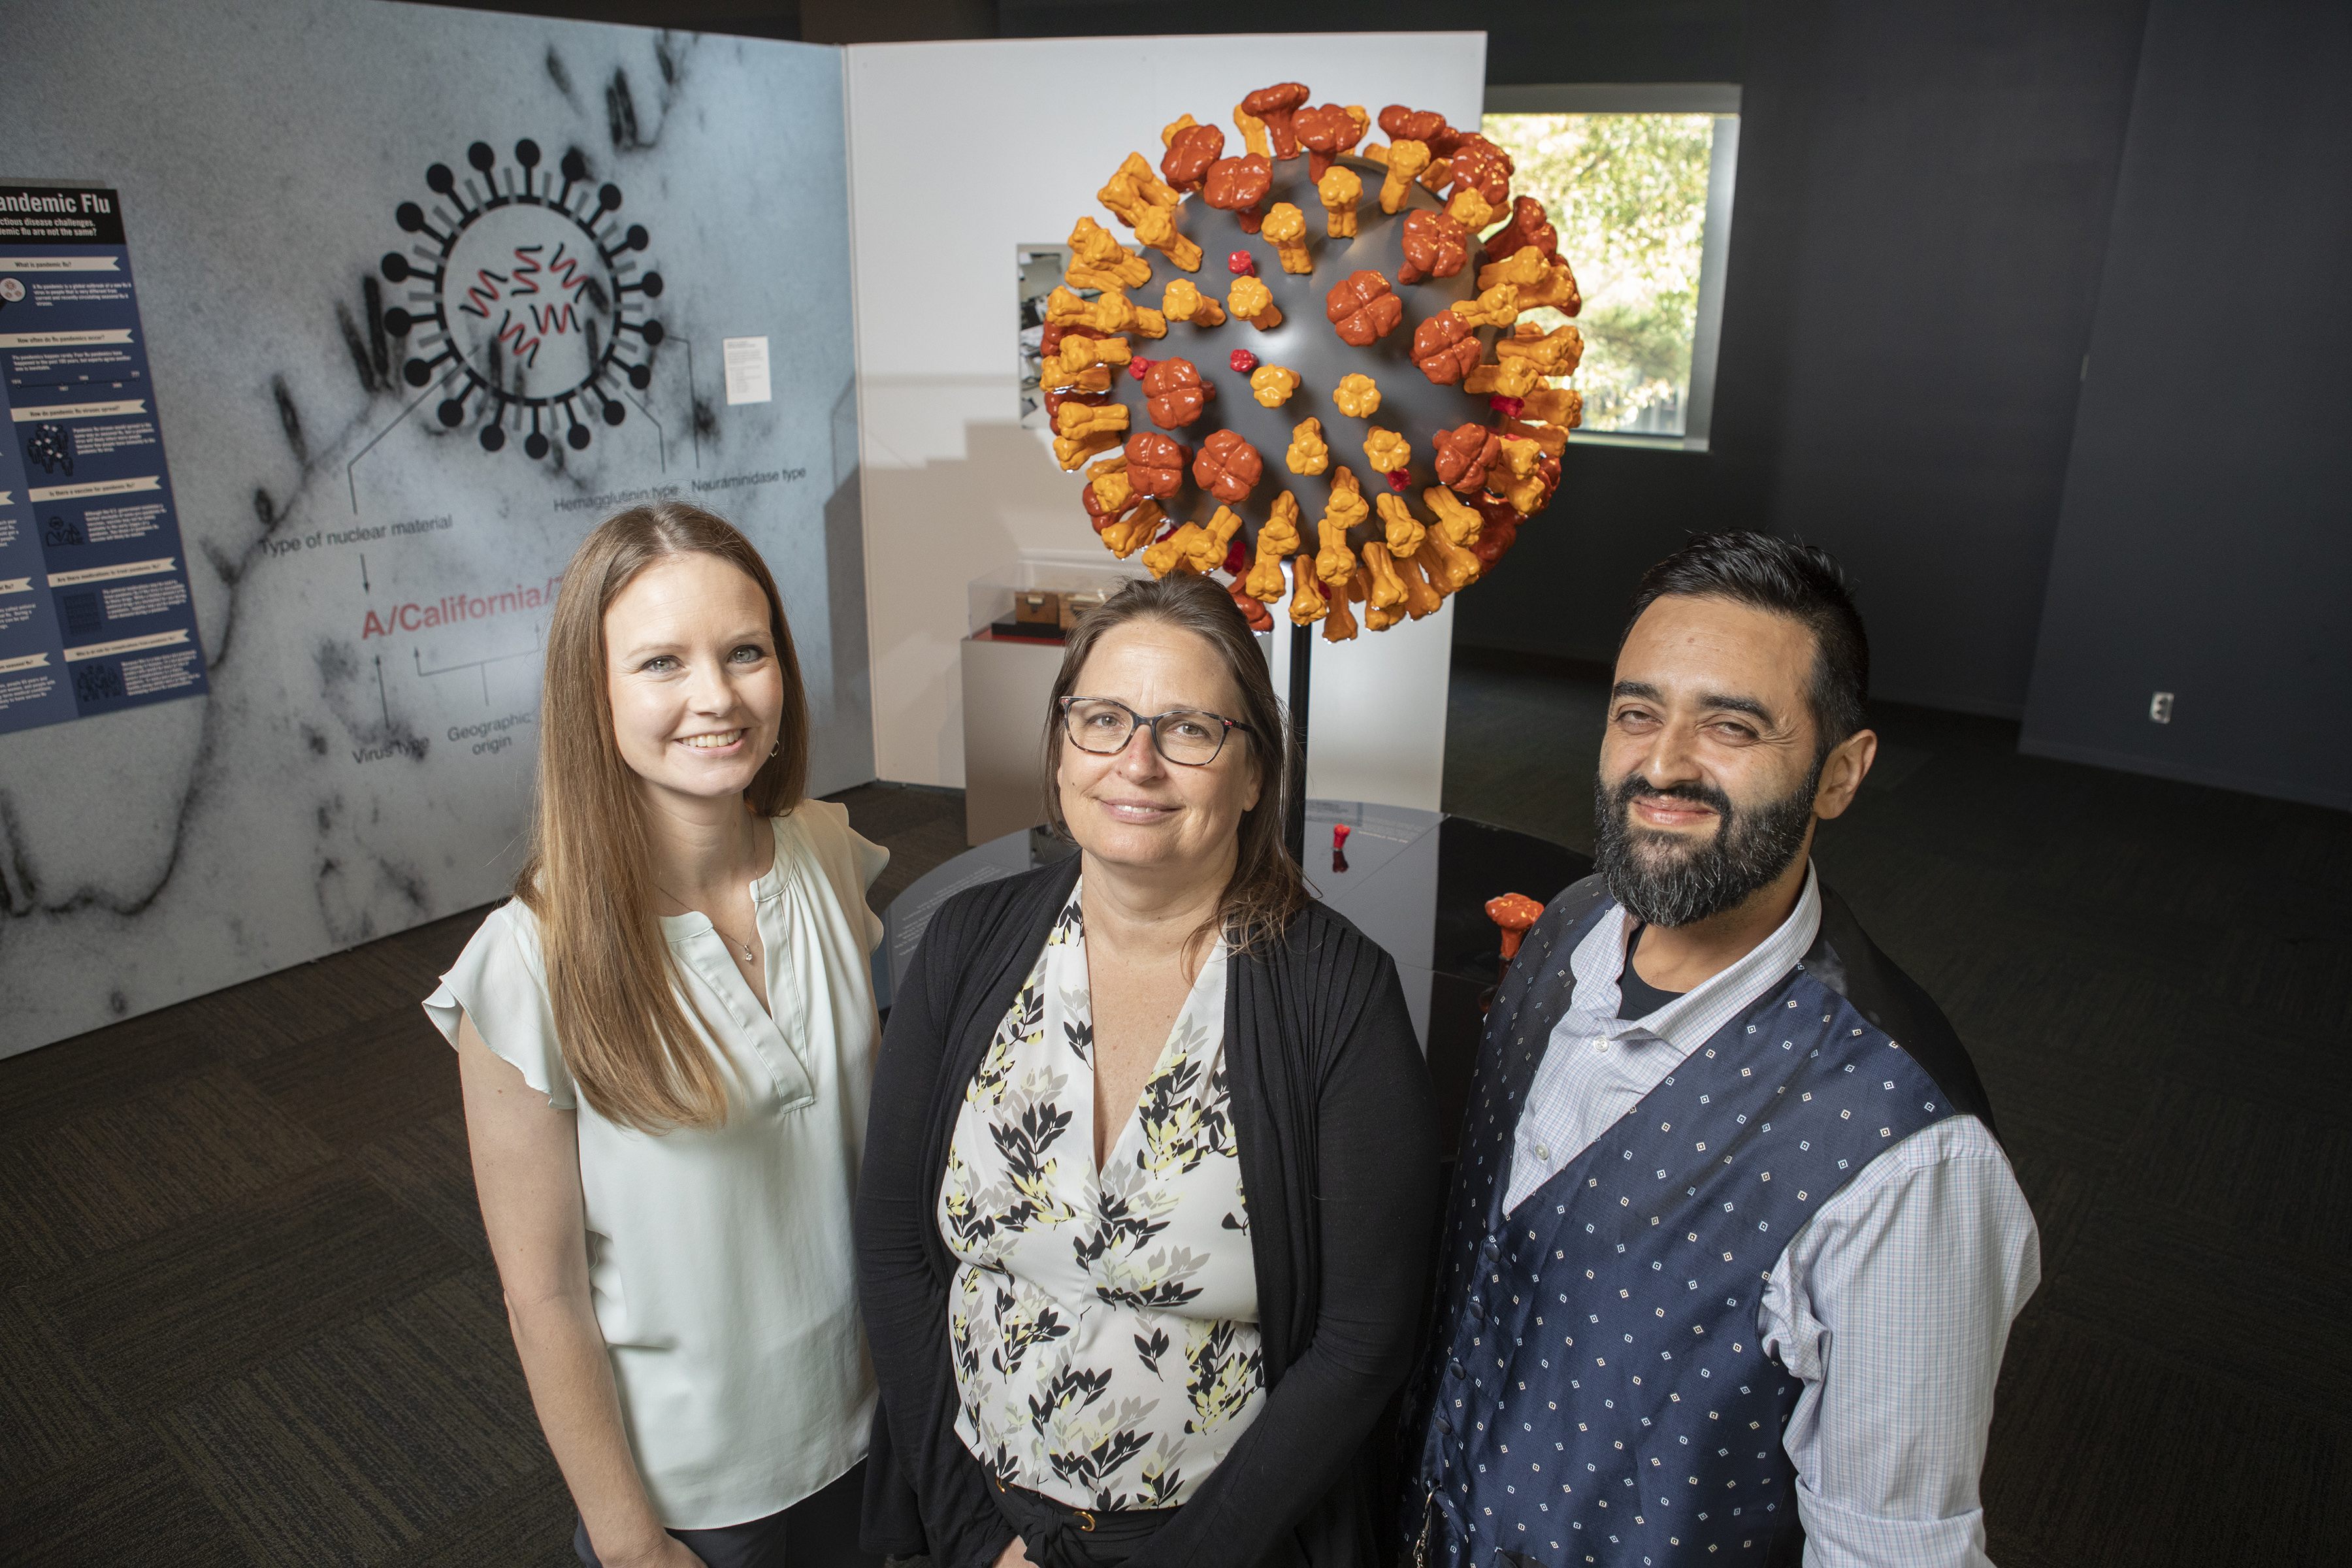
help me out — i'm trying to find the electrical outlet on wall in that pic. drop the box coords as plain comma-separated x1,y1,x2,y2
2149,691,2176,724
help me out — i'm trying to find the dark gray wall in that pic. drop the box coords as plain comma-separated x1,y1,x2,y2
2019,0,2352,809
1003,3,2154,721
1442,1,2150,720
455,0,2346,804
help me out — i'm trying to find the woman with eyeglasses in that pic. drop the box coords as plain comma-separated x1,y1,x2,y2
856,574,1442,1568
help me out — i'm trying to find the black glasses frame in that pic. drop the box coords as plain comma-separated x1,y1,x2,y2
1058,695,1249,767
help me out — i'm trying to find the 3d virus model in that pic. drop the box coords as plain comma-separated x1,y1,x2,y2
380,140,664,459
1045,86,1584,636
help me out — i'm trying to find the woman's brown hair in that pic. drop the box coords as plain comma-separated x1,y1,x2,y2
1041,574,1311,956
514,502,809,1132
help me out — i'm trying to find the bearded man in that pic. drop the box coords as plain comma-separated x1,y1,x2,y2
1401,533,2038,1568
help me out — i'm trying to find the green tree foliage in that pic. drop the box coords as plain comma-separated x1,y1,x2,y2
1480,113,1717,434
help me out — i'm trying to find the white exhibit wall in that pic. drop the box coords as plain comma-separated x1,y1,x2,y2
842,33,1484,800
0,0,865,1055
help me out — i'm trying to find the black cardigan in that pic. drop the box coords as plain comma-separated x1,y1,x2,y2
855,856,1443,1568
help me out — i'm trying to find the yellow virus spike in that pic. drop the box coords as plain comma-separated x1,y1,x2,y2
1262,203,1314,273
1362,426,1411,476
1497,322,1584,375
1249,364,1301,408
1132,204,1203,273
1142,519,1207,578
1515,258,1582,313
1418,527,1482,594
1161,112,1200,150
1360,540,1407,610
1476,244,1551,293
1331,372,1381,419
1287,555,1329,624
1054,400,1128,441
1100,499,1164,559
1316,474,1366,587
1286,416,1330,476
1067,216,1153,289
1054,429,1120,470
1422,485,1484,547
1394,548,1445,618
1495,435,1546,512
1318,167,1362,239
1446,188,1495,231
1090,470,1134,515
1228,275,1282,331
1162,278,1226,327
1521,387,1582,427
1233,99,1271,159
1323,572,1360,641
1375,491,1427,557
1260,491,1303,555
1380,140,1431,214
1245,495,1299,603
1464,356,1543,399
1451,282,1521,329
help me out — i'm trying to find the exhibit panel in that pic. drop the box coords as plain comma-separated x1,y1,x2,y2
842,34,1486,805
0,0,866,1055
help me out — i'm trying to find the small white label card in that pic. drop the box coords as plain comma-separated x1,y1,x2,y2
723,335,773,405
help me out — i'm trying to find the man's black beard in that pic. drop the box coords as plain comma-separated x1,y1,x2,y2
1592,764,1821,929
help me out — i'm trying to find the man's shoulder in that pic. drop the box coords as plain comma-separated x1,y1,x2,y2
1529,874,1615,952
1802,883,2000,1138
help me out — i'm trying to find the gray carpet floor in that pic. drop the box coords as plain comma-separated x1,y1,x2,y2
1,662,2344,1565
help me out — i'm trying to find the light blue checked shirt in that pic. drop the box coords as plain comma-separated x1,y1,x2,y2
1505,864,2040,1568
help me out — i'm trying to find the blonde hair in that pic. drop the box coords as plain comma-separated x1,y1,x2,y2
514,503,809,1132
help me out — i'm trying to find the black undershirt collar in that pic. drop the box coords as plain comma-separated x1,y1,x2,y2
1617,923,1689,1021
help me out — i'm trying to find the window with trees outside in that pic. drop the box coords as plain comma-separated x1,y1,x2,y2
1481,86,1740,449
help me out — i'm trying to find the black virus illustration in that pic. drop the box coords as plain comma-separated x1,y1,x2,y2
380,140,664,459
26,421,73,476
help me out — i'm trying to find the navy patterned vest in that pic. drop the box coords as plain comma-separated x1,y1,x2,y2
1404,876,1994,1568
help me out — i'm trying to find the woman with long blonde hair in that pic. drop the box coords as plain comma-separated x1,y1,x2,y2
425,504,886,1568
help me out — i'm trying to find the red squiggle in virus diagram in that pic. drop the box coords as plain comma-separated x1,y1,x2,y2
359,576,563,640
453,244,596,370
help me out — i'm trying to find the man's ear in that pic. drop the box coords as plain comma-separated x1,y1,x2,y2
1812,728,1878,821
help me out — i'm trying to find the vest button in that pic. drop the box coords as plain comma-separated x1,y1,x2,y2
1448,1358,1465,1380
1437,1413,1453,1433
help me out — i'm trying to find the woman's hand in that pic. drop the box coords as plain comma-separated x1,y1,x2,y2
991,1537,1035,1568
600,1534,708,1568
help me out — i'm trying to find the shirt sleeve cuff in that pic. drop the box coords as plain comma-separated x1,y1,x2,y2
1795,1478,1993,1568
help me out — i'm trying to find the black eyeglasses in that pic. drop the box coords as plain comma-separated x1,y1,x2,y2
1058,696,1249,767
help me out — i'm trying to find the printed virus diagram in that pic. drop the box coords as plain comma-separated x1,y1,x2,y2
380,140,664,459
1049,86,1584,636
25,422,73,476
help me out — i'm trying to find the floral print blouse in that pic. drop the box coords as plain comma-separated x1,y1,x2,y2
937,881,1265,1511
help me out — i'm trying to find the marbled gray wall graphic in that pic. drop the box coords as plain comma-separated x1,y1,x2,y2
0,0,867,1054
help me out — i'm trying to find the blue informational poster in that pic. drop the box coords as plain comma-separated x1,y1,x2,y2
0,185,208,733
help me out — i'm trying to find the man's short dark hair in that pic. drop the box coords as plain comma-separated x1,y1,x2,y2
1620,531,1870,753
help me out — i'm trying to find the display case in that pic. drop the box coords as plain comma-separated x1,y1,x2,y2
965,552,1146,645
